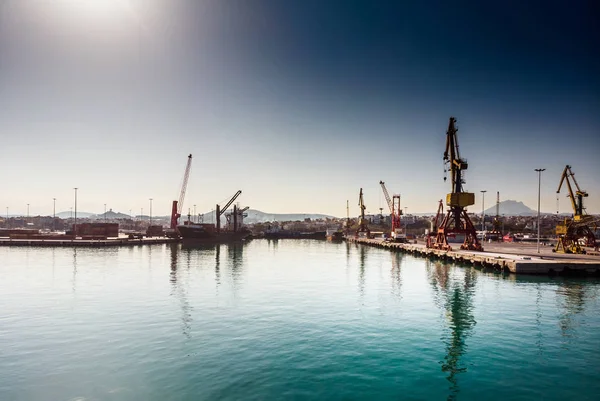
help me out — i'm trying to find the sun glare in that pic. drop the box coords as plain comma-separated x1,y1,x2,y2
58,0,137,24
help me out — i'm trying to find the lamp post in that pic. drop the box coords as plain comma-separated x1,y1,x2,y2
53,198,56,232
6,207,8,228
194,204,196,223
480,190,487,232
27,203,30,219
104,203,107,224
535,169,545,253
149,198,153,225
74,187,78,239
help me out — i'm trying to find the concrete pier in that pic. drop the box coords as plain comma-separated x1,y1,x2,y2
0,237,178,247
347,237,600,275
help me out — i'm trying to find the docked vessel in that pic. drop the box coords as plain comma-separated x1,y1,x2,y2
326,228,344,241
177,222,250,243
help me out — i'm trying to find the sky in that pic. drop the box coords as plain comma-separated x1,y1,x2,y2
1,0,599,217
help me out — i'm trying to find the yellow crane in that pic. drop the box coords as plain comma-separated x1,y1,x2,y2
554,165,597,254
429,117,482,251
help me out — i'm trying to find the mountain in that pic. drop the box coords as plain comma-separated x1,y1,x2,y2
197,209,335,224
90,209,133,220
483,200,536,216
55,211,95,218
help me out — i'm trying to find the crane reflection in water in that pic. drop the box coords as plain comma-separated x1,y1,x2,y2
390,251,403,301
169,243,194,338
553,278,599,343
426,260,476,401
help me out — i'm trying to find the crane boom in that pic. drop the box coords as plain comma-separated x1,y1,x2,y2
557,165,587,217
219,190,242,216
170,154,192,230
178,154,193,215
379,181,394,213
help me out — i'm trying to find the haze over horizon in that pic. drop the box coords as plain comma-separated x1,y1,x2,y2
1,1,599,217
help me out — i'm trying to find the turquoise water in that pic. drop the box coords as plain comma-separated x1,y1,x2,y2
1,240,599,401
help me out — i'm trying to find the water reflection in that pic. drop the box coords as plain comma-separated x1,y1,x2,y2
504,274,599,343
427,261,476,401
72,248,78,294
169,244,192,338
228,242,245,294
390,252,402,300
215,245,221,287
358,244,367,299
554,279,597,342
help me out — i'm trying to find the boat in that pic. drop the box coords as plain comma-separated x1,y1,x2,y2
326,229,344,241
177,222,250,243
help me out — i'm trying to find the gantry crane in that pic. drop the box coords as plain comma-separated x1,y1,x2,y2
428,117,482,251
215,190,242,233
356,188,371,238
170,154,192,231
379,181,405,242
554,165,597,254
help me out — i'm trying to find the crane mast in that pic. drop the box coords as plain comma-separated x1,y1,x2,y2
356,188,370,238
170,154,192,230
554,164,597,253
428,117,482,251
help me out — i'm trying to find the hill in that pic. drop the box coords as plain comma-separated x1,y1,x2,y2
483,200,536,216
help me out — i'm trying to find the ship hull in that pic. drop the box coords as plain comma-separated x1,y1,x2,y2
178,224,250,243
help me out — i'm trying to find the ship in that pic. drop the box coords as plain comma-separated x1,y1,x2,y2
177,222,251,243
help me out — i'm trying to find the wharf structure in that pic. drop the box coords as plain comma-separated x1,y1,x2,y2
347,237,600,275
0,236,178,247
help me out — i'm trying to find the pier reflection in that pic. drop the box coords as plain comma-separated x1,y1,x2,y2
427,261,476,401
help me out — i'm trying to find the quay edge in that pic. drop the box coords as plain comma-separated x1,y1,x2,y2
346,237,600,276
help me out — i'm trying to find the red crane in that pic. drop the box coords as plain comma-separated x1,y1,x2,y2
379,181,404,241
170,154,192,230
428,117,482,251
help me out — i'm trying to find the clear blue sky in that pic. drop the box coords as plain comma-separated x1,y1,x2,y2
1,0,599,217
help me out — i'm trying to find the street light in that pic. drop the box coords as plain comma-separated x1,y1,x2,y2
535,169,545,253
74,188,78,238
27,203,30,219
6,207,8,228
480,190,487,232
53,198,56,232
194,204,196,223
149,198,153,225
104,203,107,224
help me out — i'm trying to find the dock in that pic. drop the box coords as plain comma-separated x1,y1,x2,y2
0,237,179,247
347,237,600,275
